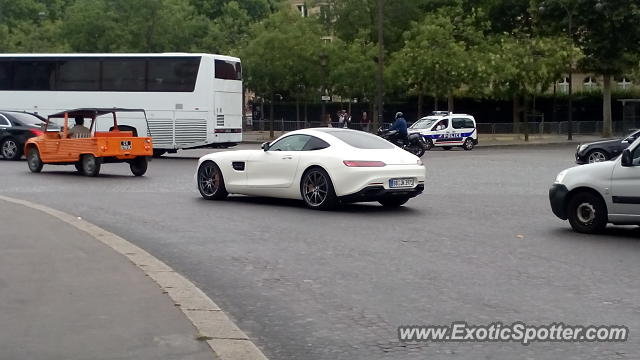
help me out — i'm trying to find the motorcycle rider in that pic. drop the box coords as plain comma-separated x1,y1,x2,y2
388,111,408,145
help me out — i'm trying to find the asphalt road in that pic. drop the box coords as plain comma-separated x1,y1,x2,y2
2,144,639,360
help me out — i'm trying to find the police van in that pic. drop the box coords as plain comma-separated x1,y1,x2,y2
408,113,478,150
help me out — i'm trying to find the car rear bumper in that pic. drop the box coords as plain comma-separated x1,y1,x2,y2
339,184,424,203
549,183,569,220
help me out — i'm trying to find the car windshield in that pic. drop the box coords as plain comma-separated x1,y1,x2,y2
322,129,395,149
409,117,440,129
8,112,44,127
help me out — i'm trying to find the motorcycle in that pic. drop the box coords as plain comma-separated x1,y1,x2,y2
377,127,428,157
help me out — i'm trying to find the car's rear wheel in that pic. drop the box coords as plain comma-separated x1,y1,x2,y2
442,146,452,151
301,168,338,210
198,161,228,200
567,192,607,234
81,154,101,177
27,147,43,173
587,149,608,163
462,138,475,151
378,196,410,208
1,138,21,160
130,156,148,176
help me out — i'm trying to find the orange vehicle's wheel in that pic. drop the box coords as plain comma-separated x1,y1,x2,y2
74,163,84,174
81,154,101,177
27,147,43,173
130,157,148,176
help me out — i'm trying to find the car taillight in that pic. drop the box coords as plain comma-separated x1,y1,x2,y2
30,129,43,136
343,160,386,167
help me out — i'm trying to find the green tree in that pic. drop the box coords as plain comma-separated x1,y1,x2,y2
536,0,640,137
388,8,488,117
241,9,325,137
488,34,578,139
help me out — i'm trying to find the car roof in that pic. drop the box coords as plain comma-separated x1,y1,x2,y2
47,108,146,118
0,110,46,121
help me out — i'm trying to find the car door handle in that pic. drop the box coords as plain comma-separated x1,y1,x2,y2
282,156,293,160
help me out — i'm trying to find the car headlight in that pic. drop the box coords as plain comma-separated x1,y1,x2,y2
578,144,588,153
555,169,568,184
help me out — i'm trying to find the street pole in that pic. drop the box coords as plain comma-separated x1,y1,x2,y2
567,11,573,140
375,0,384,131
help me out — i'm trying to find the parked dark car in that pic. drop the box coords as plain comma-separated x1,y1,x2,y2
575,129,640,164
0,111,47,160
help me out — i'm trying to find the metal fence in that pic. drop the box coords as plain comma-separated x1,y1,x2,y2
249,119,640,136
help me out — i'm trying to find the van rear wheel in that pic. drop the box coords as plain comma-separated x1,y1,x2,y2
462,138,475,150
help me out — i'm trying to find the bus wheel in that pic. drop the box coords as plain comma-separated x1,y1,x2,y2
74,163,84,174
152,149,166,158
81,154,101,177
130,157,148,176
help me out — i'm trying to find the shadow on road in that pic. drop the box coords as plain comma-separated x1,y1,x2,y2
195,195,424,215
551,226,640,243
31,170,140,179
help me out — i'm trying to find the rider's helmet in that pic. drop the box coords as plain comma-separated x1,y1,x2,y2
395,112,404,119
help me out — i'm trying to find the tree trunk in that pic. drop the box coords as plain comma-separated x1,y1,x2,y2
523,94,529,142
269,93,274,139
602,74,613,137
296,97,300,129
304,101,308,127
434,96,438,111
512,94,521,134
417,93,423,119
447,93,454,113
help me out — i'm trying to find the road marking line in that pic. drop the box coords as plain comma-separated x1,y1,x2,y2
0,195,268,360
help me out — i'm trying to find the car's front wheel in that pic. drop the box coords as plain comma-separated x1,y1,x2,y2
379,196,410,208
81,154,101,177
301,167,338,210
1,138,21,160
198,161,228,200
27,147,43,173
424,138,433,151
567,192,608,233
587,149,608,163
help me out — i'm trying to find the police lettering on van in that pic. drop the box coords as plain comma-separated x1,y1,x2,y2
408,113,478,151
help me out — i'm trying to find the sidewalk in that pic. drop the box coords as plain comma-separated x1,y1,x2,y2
0,199,216,360
241,130,604,147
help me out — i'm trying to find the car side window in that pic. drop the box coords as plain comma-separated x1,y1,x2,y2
432,119,448,131
302,136,330,151
269,135,311,151
464,119,475,128
0,114,10,127
452,118,467,129
633,145,640,166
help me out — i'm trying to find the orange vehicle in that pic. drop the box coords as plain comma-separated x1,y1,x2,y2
24,108,153,176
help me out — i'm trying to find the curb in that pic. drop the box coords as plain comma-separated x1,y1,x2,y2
0,195,268,360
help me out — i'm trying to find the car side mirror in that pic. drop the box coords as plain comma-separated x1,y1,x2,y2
261,142,270,151
621,149,633,167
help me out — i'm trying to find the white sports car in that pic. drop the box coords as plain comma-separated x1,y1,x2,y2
195,128,425,209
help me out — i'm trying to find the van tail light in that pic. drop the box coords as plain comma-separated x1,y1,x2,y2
30,129,43,136
343,160,386,167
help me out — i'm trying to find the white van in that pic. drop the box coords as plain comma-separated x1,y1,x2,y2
408,113,477,150
550,136,640,233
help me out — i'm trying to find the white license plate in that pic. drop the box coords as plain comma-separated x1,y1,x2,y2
390,178,414,188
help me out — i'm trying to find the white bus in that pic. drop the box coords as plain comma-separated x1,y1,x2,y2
0,53,242,155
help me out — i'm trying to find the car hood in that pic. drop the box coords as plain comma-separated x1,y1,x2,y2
564,159,615,181
581,138,622,148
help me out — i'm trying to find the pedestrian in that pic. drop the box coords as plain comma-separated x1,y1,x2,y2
323,114,333,127
343,111,351,128
337,110,346,128
362,111,369,132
